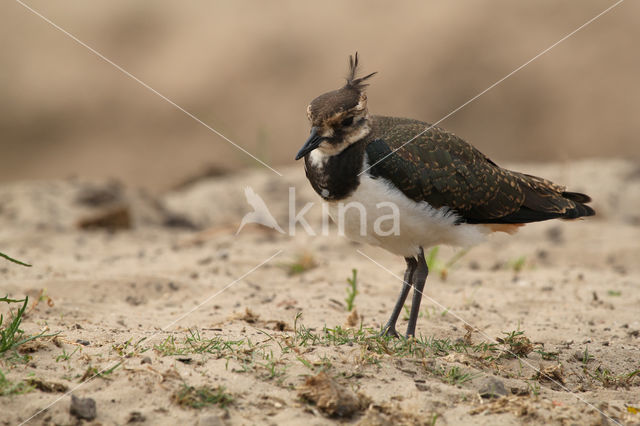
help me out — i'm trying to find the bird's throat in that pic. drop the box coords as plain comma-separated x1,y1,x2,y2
304,139,368,201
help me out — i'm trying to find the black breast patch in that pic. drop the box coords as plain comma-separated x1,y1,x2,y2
303,140,366,201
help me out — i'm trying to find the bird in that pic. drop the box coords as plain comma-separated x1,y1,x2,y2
294,53,595,338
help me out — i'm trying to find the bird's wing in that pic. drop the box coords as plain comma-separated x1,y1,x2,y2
365,117,594,224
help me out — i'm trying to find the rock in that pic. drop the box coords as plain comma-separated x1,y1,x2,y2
414,382,429,392
128,411,146,423
478,377,508,399
126,295,146,306
76,204,132,231
70,394,97,420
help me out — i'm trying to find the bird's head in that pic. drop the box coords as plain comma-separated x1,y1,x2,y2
295,53,377,160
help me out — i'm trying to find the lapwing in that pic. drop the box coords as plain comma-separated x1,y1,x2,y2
295,53,595,338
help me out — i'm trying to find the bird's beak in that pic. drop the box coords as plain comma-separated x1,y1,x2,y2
295,127,323,160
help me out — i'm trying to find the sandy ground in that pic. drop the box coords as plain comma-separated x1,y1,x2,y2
1,158,639,425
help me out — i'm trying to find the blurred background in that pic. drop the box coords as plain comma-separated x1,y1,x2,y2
1,0,638,191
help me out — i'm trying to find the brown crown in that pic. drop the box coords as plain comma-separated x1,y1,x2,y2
308,53,377,126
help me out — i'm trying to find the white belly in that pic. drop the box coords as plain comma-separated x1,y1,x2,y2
327,173,489,258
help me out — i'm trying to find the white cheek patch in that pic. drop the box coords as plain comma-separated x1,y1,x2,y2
309,149,329,168
345,125,370,144
317,140,350,156
355,95,367,111
321,128,334,138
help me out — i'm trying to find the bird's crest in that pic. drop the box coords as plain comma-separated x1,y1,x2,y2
306,53,377,125
345,52,377,92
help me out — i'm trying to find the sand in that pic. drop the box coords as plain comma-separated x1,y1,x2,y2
1,158,639,425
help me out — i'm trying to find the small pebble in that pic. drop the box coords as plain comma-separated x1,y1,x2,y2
128,411,146,423
70,394,97,421
478,377,508,399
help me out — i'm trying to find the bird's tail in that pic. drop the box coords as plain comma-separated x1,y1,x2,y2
514,173,595,222
558,191,595,218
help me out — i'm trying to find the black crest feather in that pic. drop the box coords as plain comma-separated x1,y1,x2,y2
345,52,377,91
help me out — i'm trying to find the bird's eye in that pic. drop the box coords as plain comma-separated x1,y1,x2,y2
341,117,354,126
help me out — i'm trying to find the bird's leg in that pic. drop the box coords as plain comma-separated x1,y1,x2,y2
381,257,417,338
405,247,429,338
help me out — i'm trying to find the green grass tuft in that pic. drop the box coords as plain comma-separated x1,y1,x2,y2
55,346,80,363
496,329,533,358
173,384,233,409
154,329,245,357
1,296,54,357
437,365,479,386
0,370,34,396
345,269,358,312
508,256,527,273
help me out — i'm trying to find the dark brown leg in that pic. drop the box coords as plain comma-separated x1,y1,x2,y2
406,247,428,338
381,257,417,337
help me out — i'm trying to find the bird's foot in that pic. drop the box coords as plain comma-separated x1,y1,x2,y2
380,324,400,338
405,326,417,340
